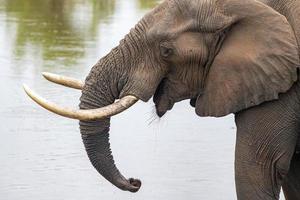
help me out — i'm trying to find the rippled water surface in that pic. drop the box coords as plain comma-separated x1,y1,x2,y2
0,0,276,199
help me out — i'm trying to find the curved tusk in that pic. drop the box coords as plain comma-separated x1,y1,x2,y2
23,84,138,121
42,72,84,90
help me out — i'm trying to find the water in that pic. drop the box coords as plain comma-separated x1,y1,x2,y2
0,0,281,199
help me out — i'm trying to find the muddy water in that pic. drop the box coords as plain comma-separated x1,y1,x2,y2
0,0,283,199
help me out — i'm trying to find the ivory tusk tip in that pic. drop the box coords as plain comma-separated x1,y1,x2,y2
42,72,48,76
42,72,55,79
23,83,29,92
23,84,35,99
42,71,52,75
41,72,84,90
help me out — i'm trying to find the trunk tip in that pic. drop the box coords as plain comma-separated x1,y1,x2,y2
116,178,142,193
128,178,142,193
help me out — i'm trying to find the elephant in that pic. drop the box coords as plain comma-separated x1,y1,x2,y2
23,0,300,199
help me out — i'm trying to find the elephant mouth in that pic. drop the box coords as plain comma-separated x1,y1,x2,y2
153,79,175,117
153,78,199,117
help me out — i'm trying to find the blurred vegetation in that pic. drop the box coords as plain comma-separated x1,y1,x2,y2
138,0,159,9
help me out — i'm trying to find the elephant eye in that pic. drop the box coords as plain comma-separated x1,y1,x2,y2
160,44,173,58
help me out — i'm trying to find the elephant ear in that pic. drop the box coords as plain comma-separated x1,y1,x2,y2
196,0,300,117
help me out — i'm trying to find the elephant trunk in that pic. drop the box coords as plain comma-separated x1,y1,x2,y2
79,49,141,192
77,12,163,192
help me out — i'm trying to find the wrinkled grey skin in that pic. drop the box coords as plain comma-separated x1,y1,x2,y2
79,0,300,199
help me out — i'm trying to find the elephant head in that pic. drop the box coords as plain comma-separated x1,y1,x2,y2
24,0,299,193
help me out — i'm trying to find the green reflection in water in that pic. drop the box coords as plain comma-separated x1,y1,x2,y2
137,0,160,9
2,0,115,67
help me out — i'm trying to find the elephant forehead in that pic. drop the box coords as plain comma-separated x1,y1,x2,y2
144,1,199,39
147,17,196,41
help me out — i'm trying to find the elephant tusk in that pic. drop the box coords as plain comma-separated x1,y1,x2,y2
42,72,84,90
23,84,138,121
